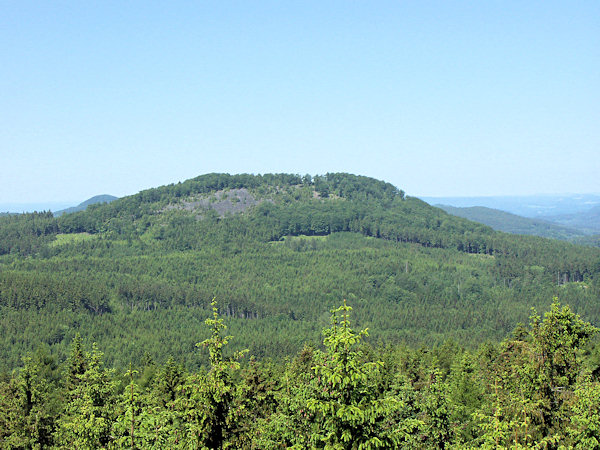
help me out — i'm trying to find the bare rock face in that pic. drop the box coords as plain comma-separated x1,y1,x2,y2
164,188,268,217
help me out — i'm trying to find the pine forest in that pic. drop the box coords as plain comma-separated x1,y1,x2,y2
1,173,600,448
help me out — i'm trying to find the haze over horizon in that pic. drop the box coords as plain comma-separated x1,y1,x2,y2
2,1,598,205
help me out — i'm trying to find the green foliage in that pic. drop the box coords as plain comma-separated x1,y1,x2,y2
0,353,59,448
55,341,116,449
280,301,418,449
2,172,600,448
0,211,57,256
447,352,485,444
474,299,598,448
0,300,597,448
305,302,396,447
567,377,600,448
178,299,248,449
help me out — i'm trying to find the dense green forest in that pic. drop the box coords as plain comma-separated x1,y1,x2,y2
2,172,600,447
1,299,600,448
1,173,599,370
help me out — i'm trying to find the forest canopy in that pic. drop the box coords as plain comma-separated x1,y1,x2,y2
0,173,599,372
2,172,600,447
1,299,599,448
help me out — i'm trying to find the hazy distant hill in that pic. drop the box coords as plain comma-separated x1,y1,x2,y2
421,194,600,218
540,205,600,234
437,205,590,241
53,194,118,216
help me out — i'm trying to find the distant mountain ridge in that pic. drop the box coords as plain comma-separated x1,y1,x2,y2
437,205,590,242
53,194,118,217
421,194,600,218
540,204,600,234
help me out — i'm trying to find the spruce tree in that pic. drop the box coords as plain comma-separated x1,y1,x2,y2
305,300,412,448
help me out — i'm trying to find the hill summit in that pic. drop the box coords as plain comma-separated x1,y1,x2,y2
53,194,118,216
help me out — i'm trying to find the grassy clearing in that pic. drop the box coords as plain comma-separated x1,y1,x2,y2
50,233,96,247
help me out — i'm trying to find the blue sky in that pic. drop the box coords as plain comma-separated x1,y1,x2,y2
1,1,599,209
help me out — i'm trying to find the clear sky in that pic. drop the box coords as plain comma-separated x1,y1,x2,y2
1,1,599,209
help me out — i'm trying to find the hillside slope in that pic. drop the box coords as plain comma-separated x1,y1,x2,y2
437,204,589,241
541,204,600,233
1,173,599,370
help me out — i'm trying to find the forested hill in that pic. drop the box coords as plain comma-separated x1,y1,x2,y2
542,204,600,234
1,173,600,371
55,172,498,250
53,194,118,217
6,172,599,277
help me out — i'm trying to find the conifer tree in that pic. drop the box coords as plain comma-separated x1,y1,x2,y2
474,299,598,448
55,343,116,449
181,299,247,449
0,354,58,448
65,333,87,393
111,364,142,449
305,300,413,448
